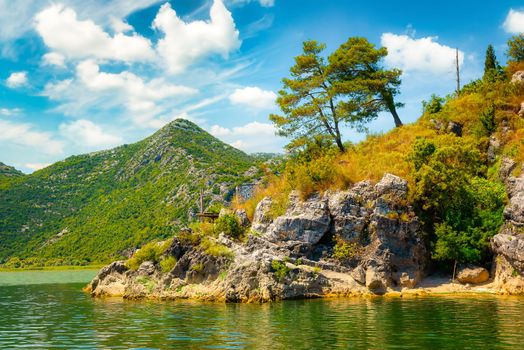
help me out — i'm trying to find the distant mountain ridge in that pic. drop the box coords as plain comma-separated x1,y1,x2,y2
0,162,23,177
0,119,260,265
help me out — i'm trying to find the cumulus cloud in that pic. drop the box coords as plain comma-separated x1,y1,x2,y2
0,0,160,42
229,86,277,109
59,119,122,148
0,119,63,154
503,9,524,34
25,163,50,171
153,0,241,74
381,33,464,74
43,60,198,129
209,121,281,152
110,16,133,33
35,4,155,63
42,52,66,67
6,71,28,88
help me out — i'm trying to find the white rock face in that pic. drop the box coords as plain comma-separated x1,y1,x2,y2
511,71,524,84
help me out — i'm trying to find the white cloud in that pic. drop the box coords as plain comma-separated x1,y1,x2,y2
42,52,66,67
0,119,63,155
25,163,50,171
35,4,155,63
503,9,524,34
381,33,464,74
59,119,122,148
43,60,198,129
153,0,241,74
229,86,277,109
110,16,133,33
0,0,160,42
6,71,28,88
228,0,275,7
0,107,22,116
209,121,281,152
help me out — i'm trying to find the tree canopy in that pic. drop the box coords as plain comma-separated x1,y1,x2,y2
507,34,524,62
270,37,403,153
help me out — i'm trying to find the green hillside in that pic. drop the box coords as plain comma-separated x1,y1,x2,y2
0,119,259,266
0,162,23,178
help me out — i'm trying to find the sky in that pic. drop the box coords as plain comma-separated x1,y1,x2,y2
0,0,523,173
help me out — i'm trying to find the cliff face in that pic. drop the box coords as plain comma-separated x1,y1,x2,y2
491,158,524,294
86,174,428,301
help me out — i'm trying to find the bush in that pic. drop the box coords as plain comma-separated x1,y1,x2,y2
271,260,291,282
126,239,172,270
159,256,177,273
214,214,243,239
199,237,234,259
332,236,360,262
409,139,506,266
422,95,445,115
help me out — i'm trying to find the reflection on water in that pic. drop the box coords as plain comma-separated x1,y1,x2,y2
0,271,523,349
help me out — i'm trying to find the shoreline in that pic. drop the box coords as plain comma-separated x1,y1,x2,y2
0,264,105,273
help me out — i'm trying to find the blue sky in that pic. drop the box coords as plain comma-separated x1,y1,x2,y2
0,0,523,173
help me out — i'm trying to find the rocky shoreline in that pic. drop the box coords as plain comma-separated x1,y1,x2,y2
86,170,524,302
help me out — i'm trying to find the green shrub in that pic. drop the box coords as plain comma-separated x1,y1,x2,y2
214,214,243,239
409,139,506,266
199,237,234,259
160,256,177,273
126,239,172,270
332,236,360,262
422,95,444,115
271,260,291,282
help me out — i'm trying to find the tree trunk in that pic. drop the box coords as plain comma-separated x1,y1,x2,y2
381,90,403,127
334,136,345,153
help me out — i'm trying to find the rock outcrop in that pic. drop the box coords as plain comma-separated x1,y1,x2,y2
87,173,429,302
491,159,524,294
511,70,524,84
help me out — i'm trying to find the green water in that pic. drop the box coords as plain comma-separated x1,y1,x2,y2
0,271,523,349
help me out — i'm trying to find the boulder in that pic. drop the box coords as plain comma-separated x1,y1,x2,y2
375,173,408,199
264,192,331,244
138,261,156,275
365,266,387,293
447,121,463,137
456,266,489,284
499,157,517,181
511,71,524,84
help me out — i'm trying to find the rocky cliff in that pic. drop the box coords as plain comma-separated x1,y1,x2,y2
86,174,429,301
491,158,524,294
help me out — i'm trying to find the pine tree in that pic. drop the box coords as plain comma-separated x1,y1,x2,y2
484,44,497,74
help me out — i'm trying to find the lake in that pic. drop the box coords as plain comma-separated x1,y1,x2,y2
0,270,523,349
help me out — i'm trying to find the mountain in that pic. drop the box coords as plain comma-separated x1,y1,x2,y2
0,119,260,266
0,162,23,178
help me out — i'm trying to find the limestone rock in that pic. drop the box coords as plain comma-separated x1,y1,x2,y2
456,266,489,284
251,197,273,233
511,71,524,84
235,209,250,227
138,261,156,275
365,266,387,293
375,173,408,199
264,192,331,244
447,121,462,137
519,102,524,118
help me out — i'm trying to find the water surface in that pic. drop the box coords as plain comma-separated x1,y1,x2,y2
0,270,523,349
